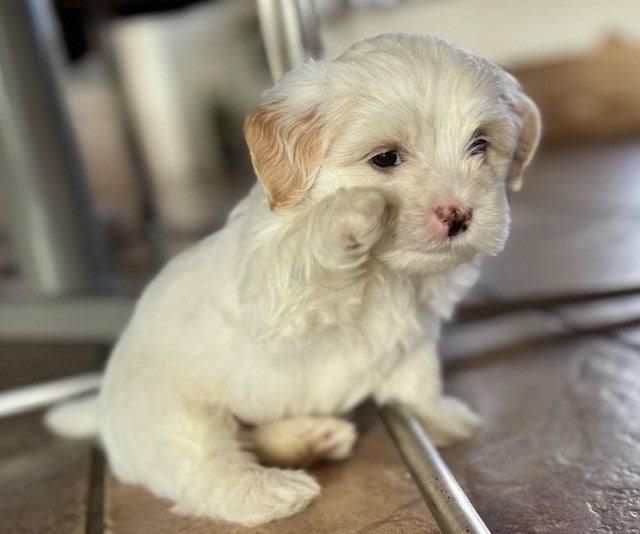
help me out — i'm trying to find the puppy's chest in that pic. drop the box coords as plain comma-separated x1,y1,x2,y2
229,278,430,421
354,279,424,345
313,274,428,368
291,280,427,414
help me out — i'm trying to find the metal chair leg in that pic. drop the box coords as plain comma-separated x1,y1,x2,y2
0,0,112,298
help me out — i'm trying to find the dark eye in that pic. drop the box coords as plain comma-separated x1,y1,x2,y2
371,150,401,168
468,138,488,156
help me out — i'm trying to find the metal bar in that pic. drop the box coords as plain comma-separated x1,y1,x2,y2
296,0,323,59
257,0,287,82
0,372,101,419
256,0,324,81
280,0,307,69
380,403,491,534
0,0,112,297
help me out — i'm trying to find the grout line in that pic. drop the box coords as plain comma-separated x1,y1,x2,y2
444,314,640,373
457,286,640,321
542,305,640,355
604,332,640,353
86,448,105,534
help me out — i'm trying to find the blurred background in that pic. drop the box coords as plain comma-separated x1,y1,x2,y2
1,2,640,532
1,0,640,314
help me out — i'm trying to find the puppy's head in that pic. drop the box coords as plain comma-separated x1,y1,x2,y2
245,34,541,273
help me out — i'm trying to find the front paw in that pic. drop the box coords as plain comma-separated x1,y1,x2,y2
417,396,483,447
331,187,395,255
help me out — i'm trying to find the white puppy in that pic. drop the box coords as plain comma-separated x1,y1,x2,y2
46,34,540,526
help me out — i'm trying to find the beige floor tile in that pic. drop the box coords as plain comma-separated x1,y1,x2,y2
0,411,93,534
441,337,640,533
105,404,437,534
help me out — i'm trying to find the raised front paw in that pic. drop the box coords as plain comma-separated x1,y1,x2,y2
329,187,396,255
417,396,483,447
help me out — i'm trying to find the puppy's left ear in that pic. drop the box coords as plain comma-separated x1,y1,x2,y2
244,94,329,210
504,87,542,192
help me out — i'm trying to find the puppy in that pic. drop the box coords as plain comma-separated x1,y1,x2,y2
46,34,540,526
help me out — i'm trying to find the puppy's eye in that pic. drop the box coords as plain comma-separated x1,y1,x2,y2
468,139,488,156
371,150,401,168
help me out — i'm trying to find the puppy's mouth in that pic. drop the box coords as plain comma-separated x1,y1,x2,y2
396,223,507,260
434,229,507,257
413,227,476,254
378,243,477,274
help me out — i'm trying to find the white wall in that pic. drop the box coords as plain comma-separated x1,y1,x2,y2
322,0,640,66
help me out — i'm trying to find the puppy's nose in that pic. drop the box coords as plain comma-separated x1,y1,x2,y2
434,204,473,237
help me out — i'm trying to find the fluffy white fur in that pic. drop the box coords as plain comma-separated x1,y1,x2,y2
46,34,540,526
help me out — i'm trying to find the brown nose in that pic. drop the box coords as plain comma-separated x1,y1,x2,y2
434,205,473,237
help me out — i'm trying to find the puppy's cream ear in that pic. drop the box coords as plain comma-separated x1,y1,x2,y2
244,100,327,210
505,90,542,192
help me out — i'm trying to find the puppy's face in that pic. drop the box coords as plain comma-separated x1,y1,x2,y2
245,34,541,273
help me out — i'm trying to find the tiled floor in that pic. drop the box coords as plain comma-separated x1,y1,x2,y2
1,141,640,532
442,336,640,533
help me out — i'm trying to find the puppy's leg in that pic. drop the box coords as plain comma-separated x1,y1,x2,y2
102,394,319,526
249,186,395,335
242,416,357,468
374,344,482,447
